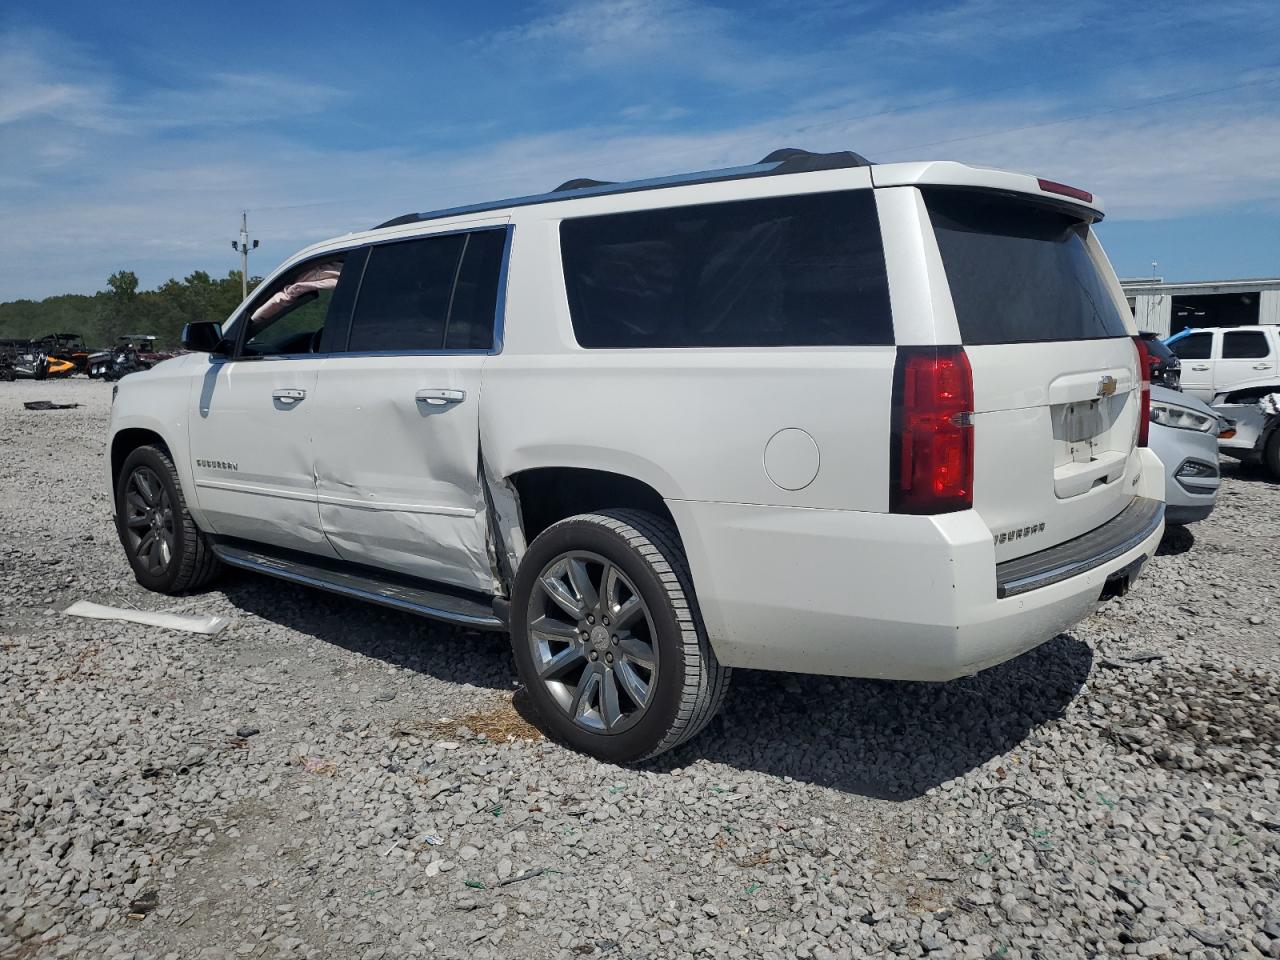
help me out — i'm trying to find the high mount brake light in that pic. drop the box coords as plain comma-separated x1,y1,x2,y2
1133,337,1152,447
1037,178,1094,204
891,347,974,514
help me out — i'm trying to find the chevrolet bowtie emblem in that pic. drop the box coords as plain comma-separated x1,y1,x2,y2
1097,375,1118,397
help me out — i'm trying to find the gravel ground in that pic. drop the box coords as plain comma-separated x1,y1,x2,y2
2,377,1278,960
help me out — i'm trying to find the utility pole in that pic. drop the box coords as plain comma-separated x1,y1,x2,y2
231,211,259,301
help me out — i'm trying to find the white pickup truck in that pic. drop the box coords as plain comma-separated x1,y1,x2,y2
107,148,1164,761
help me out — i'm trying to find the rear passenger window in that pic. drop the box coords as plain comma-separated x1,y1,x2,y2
560,191,892,348
348,235,464,352
345,230,506,352
445,230,506,351
1170,333,1212,360
1222,331,1270,359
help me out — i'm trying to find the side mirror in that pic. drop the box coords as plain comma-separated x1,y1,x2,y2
181,321,229,354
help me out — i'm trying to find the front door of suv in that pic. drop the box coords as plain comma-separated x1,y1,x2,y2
187,252,359,557
310,224,510,594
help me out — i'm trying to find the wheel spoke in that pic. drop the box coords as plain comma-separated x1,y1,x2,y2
126,491,149,515
618,634,656,671
133,471,158,506
125,515,150,529
538,643,587,681
136,529,156,559
540,571,586,620
570,664,601,722
614,660,651,709
530,614,579,642
600,667,623,729
612,595,644,630
567,558,599,613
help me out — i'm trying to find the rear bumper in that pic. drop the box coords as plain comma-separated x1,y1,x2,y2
996,497,1162,598
669,450,1166,682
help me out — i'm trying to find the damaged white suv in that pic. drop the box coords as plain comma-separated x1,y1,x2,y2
109,148,1165,762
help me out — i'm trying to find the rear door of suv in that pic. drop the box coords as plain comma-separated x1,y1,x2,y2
309,223,510,594
913,186,1145,566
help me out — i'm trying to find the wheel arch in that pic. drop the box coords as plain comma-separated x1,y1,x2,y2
111,427,170,484
506,466,678,544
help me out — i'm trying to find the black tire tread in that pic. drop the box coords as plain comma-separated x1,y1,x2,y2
541,508,731,760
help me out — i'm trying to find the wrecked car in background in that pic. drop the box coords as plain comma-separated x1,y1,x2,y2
1216,392,1280,480
1148,384,1222,524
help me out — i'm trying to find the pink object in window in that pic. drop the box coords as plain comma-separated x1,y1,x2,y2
251,262,343,322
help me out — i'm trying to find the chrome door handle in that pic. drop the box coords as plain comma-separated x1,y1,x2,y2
1253,363,1271,370
415,388,465,406
273,388,306,403
1189,365,1210,371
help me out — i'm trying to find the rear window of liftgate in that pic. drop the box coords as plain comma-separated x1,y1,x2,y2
559,190,893,348
924,188,1130,345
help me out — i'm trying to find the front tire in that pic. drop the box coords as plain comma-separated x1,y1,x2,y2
510,509,730,763
115,445,221,593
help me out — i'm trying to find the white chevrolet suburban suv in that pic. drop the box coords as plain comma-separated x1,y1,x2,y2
108,148,1165,762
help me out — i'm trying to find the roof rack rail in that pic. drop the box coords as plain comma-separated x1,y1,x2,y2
371,147,873,230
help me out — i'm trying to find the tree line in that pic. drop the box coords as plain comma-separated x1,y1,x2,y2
0,270,261,350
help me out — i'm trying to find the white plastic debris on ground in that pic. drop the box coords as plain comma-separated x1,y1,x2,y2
63,600,231,635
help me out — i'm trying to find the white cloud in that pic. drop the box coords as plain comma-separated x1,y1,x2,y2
3,10,1280,300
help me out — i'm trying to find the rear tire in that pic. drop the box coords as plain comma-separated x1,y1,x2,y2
509,509,730,763
115,445,221,593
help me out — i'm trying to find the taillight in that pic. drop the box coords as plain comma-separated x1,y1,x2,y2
891,346,974,514
1037,178,1093,204
1133,337,1151,447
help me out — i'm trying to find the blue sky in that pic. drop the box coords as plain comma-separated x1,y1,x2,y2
2,0,1279,300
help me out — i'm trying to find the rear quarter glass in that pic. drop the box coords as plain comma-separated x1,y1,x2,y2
559,189,893,349
923,188,1129,345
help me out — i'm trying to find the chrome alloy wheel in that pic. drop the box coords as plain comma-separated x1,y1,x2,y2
526,551,658,733
121,466,177,575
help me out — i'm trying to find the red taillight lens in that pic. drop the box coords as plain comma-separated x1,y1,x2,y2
891,346,974,514
1037,178,1094,204
1133,336,1151,447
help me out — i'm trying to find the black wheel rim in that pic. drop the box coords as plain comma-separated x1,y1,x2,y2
122,466,177,575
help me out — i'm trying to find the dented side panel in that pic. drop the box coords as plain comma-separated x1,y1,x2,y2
310,355,495,593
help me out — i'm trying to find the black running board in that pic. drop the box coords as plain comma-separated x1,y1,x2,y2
211,541,507,631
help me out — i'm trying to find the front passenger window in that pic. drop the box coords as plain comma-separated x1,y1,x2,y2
242,259,344,357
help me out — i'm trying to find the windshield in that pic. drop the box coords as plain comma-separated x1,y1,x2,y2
925,188,1130,345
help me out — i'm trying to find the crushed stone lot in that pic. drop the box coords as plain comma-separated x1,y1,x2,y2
2,378,1279,960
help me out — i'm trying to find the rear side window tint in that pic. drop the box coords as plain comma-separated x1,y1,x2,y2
348,235,465,352
925,189,1129,344
560,191,892,348
445,230,506,351
1170,333,1212,360
1222,331,1270,359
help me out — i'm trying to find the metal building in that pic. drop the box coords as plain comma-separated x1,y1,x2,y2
1120,277,1280,338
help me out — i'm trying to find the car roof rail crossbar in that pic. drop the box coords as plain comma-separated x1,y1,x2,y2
371,146,874,230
